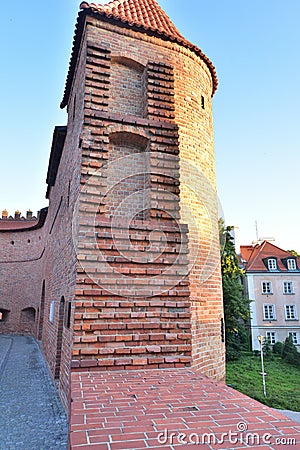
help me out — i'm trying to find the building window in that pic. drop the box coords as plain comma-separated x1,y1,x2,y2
289,332,299,345
287,259,296,270
263,304,276,320
262,281,272,294
49,301,55,323
285,305,297,320
283,281,294,294
268,258,277,271
266,331,277,344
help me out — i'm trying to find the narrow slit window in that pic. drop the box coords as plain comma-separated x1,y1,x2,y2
201,95,205,109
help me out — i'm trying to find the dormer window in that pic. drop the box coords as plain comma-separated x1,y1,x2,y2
287,259,296,271
268,258,277,271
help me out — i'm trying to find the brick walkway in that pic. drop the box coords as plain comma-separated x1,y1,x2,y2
70,369,300,449
0,335,68,450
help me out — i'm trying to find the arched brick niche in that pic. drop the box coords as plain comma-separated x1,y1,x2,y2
20,307,36,334
109,56,147,117
105,131,151,221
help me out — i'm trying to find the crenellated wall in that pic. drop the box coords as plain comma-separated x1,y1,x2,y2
0,214,46,336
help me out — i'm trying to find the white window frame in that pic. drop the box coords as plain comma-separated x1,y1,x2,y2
266,331,277,345
283,281,294,294
261,281,272,294
49,301,55,323
285,304,297,320
263,304,276,320
287,259,296,271
268,258,277,271
289,332,299,345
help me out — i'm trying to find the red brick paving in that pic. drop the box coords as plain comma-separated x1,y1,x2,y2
70,369,300,449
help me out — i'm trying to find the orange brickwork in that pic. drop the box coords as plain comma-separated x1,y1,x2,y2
67,0,225,380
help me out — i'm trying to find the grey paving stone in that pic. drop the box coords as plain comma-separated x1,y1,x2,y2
0,335,68,450
276,409,300,423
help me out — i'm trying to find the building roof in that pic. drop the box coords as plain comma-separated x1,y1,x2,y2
61,0,217,108
81,0,184,39
241,240,300,273
46,126,67,199
0,218,38,231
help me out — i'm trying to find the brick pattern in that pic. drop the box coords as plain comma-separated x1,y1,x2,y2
70,369,300,449
110,59,144,117
74,33,191,370
73,219,191,370
85,44,110,113
146,62,175,121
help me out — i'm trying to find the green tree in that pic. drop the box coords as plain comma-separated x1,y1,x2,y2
263,339,273,360
282,336,300,367
219,220,251,360
287,249,300,257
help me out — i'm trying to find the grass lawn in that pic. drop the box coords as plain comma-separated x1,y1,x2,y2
226,352,300,411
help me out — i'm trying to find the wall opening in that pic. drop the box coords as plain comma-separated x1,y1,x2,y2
65,301,72,329
201,95,205,109
55,296,65,379
0,308,10,322
38,280,45,340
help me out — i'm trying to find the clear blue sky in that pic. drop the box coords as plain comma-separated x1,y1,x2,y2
1,1,299,252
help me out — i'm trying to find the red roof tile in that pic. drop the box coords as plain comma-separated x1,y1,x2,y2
242,241,300,272
80,0,186,42
240,245,255,263
61,0,217,108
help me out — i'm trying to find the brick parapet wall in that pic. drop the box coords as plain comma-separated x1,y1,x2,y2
0,225,45,336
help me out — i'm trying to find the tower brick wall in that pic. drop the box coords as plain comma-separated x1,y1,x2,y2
67,13,225,380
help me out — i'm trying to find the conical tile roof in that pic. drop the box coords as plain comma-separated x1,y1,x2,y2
80,0,185,43
61,0,217,108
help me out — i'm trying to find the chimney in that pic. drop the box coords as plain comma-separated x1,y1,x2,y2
2,209,8,219
14,210,21,219
26,210,33,220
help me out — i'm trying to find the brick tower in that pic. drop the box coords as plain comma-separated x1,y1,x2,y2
59,0,225,384
0,0,225,413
